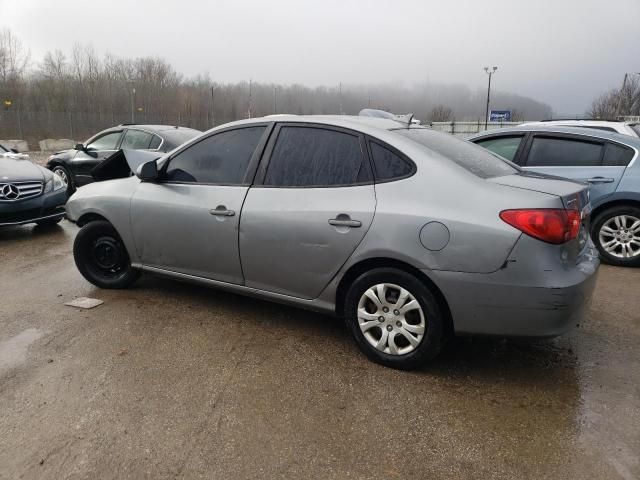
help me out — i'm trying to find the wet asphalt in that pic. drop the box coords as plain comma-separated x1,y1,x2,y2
0,220,638,480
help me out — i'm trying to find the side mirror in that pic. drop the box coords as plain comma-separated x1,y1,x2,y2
10,148,19,154
74,143,85,151
136,160,158,181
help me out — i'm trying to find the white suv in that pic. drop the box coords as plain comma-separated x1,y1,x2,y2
519,120,640,138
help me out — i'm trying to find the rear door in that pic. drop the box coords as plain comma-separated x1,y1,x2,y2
240,124,376,299
130,124,270,284
519,133,629,203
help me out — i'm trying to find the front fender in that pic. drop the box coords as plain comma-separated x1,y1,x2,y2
65,177,140,263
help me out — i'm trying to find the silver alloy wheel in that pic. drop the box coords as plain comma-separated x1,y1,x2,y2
599,214,640,259
357,283,426,356
53,167,68,186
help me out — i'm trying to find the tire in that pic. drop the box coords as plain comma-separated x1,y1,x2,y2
51,165,75,195
73,220,141,288
591,205,640,267
344,268,445,370
36,217,62,227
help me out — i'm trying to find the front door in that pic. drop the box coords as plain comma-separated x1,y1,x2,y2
130,125,270,284
240,124,376,299
73,130,123,185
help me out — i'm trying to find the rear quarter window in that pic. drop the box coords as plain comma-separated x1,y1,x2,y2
396,128,518,178
603,142,635,166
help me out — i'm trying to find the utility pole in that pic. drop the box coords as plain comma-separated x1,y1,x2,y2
484,66,497,130
339,82,343,115
614,73,640,119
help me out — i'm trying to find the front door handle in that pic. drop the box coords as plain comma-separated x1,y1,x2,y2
586,177,614,184
210,206,235,216
329,217,362,228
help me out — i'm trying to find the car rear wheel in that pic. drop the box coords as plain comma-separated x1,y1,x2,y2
592,205,640,267
73,220,140,288
51,165,74,195
344,268,445,369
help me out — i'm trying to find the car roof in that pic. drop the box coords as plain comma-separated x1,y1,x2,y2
205,114,415,135
116,124,201,133
468,124,640,148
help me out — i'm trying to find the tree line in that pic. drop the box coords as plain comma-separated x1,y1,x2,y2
0,28,554,142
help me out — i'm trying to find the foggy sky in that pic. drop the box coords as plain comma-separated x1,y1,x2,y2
2,0,638,115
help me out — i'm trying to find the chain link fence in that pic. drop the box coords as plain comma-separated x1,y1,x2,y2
0,110,528,150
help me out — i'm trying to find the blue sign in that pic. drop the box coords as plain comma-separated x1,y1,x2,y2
490,110,511,122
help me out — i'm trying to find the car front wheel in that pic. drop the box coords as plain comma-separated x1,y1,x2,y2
592,205,640,267
344,268,445,369
73,220,141,288
51,165,74,195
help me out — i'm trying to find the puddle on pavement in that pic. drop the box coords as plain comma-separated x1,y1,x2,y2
0,328,43,372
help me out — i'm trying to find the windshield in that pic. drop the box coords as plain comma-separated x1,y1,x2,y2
0,144,8,152
630,124,640,137
395,128,518,178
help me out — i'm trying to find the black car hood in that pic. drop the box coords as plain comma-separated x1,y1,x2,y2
92,149,162,181
0,157,46,182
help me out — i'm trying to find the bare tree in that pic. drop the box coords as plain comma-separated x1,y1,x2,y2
0,28,30,84
429,105,453,122
589,76,640,119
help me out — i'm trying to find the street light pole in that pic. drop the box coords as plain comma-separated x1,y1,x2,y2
484,66,497,130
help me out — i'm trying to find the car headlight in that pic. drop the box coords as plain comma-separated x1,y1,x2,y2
53,173,65,191
45,174,65,193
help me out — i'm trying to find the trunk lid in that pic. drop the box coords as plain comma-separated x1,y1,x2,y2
488,170,590,211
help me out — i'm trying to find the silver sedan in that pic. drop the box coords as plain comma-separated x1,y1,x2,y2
65,114,599,369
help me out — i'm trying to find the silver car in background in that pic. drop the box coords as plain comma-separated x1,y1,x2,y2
66,114,599,369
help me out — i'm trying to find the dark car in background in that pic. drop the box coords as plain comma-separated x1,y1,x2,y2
0,155,67,227
45,124,201,193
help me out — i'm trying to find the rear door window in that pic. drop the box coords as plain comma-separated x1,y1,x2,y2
526,136,603,167
165,126,266,184
263,126,371,187
474,135,524,162
121,129,154,150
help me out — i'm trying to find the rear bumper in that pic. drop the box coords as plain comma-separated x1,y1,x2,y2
0,189,68,226
427,242,600,337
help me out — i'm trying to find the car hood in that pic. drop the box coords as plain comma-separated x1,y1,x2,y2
0,157,47,182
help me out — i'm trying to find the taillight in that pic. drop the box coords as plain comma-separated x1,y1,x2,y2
500,209,581,244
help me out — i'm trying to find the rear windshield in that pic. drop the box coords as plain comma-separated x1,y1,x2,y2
161,128,202,148
395,128,518,178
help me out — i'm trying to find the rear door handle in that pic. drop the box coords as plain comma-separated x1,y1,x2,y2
210,206,235,216
586,177,614,184
329,218,362,228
